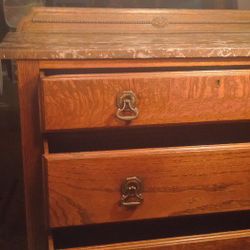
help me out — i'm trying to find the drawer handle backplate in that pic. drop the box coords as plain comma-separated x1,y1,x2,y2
116,91,139,121
121,176,143,207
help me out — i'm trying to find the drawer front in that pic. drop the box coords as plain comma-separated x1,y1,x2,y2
65,230,250,250
40,70,250,131
44,143,250,228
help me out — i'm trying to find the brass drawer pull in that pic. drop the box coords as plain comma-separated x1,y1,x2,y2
116,91,139,121
121,177,143,207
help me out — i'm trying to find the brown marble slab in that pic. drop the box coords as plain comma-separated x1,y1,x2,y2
1,7,250,60
2,32,250,60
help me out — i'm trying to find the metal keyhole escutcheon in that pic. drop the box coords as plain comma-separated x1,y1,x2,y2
120,177,143,207
116,91,139,121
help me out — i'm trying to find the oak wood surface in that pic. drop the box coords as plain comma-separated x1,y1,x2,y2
49,235,55,250
38,58,250,69
17,61,48,250
41,70,250,131
62,230,250,250
45,143,250,228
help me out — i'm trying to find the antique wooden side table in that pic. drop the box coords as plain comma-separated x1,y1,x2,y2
0,7,250,250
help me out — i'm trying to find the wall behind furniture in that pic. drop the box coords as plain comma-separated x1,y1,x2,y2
238,0,250,9
46,0,237,8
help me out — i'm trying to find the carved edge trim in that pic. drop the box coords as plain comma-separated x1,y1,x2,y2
31,16,250,28
32,16,169,28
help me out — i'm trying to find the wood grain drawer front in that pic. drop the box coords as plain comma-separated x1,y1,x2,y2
63,230,250,250
44,143,250,228
40,70,250,131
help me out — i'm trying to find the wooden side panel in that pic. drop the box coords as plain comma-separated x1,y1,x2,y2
45,143,250,228
41,70,250,131
66,230,250,250
17,61,48,250
48,235,54,250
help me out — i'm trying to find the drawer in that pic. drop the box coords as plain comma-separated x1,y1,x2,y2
49,230,250,250
44,143,250,228
40,70,250,132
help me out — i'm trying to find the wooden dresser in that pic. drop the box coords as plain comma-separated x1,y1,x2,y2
1,7,250,250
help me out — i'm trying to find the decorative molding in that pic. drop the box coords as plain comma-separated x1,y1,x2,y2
33,18,151,25
32,13,169,28
151,17,168,28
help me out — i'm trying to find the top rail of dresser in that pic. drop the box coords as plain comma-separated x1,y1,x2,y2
2,7,250,60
